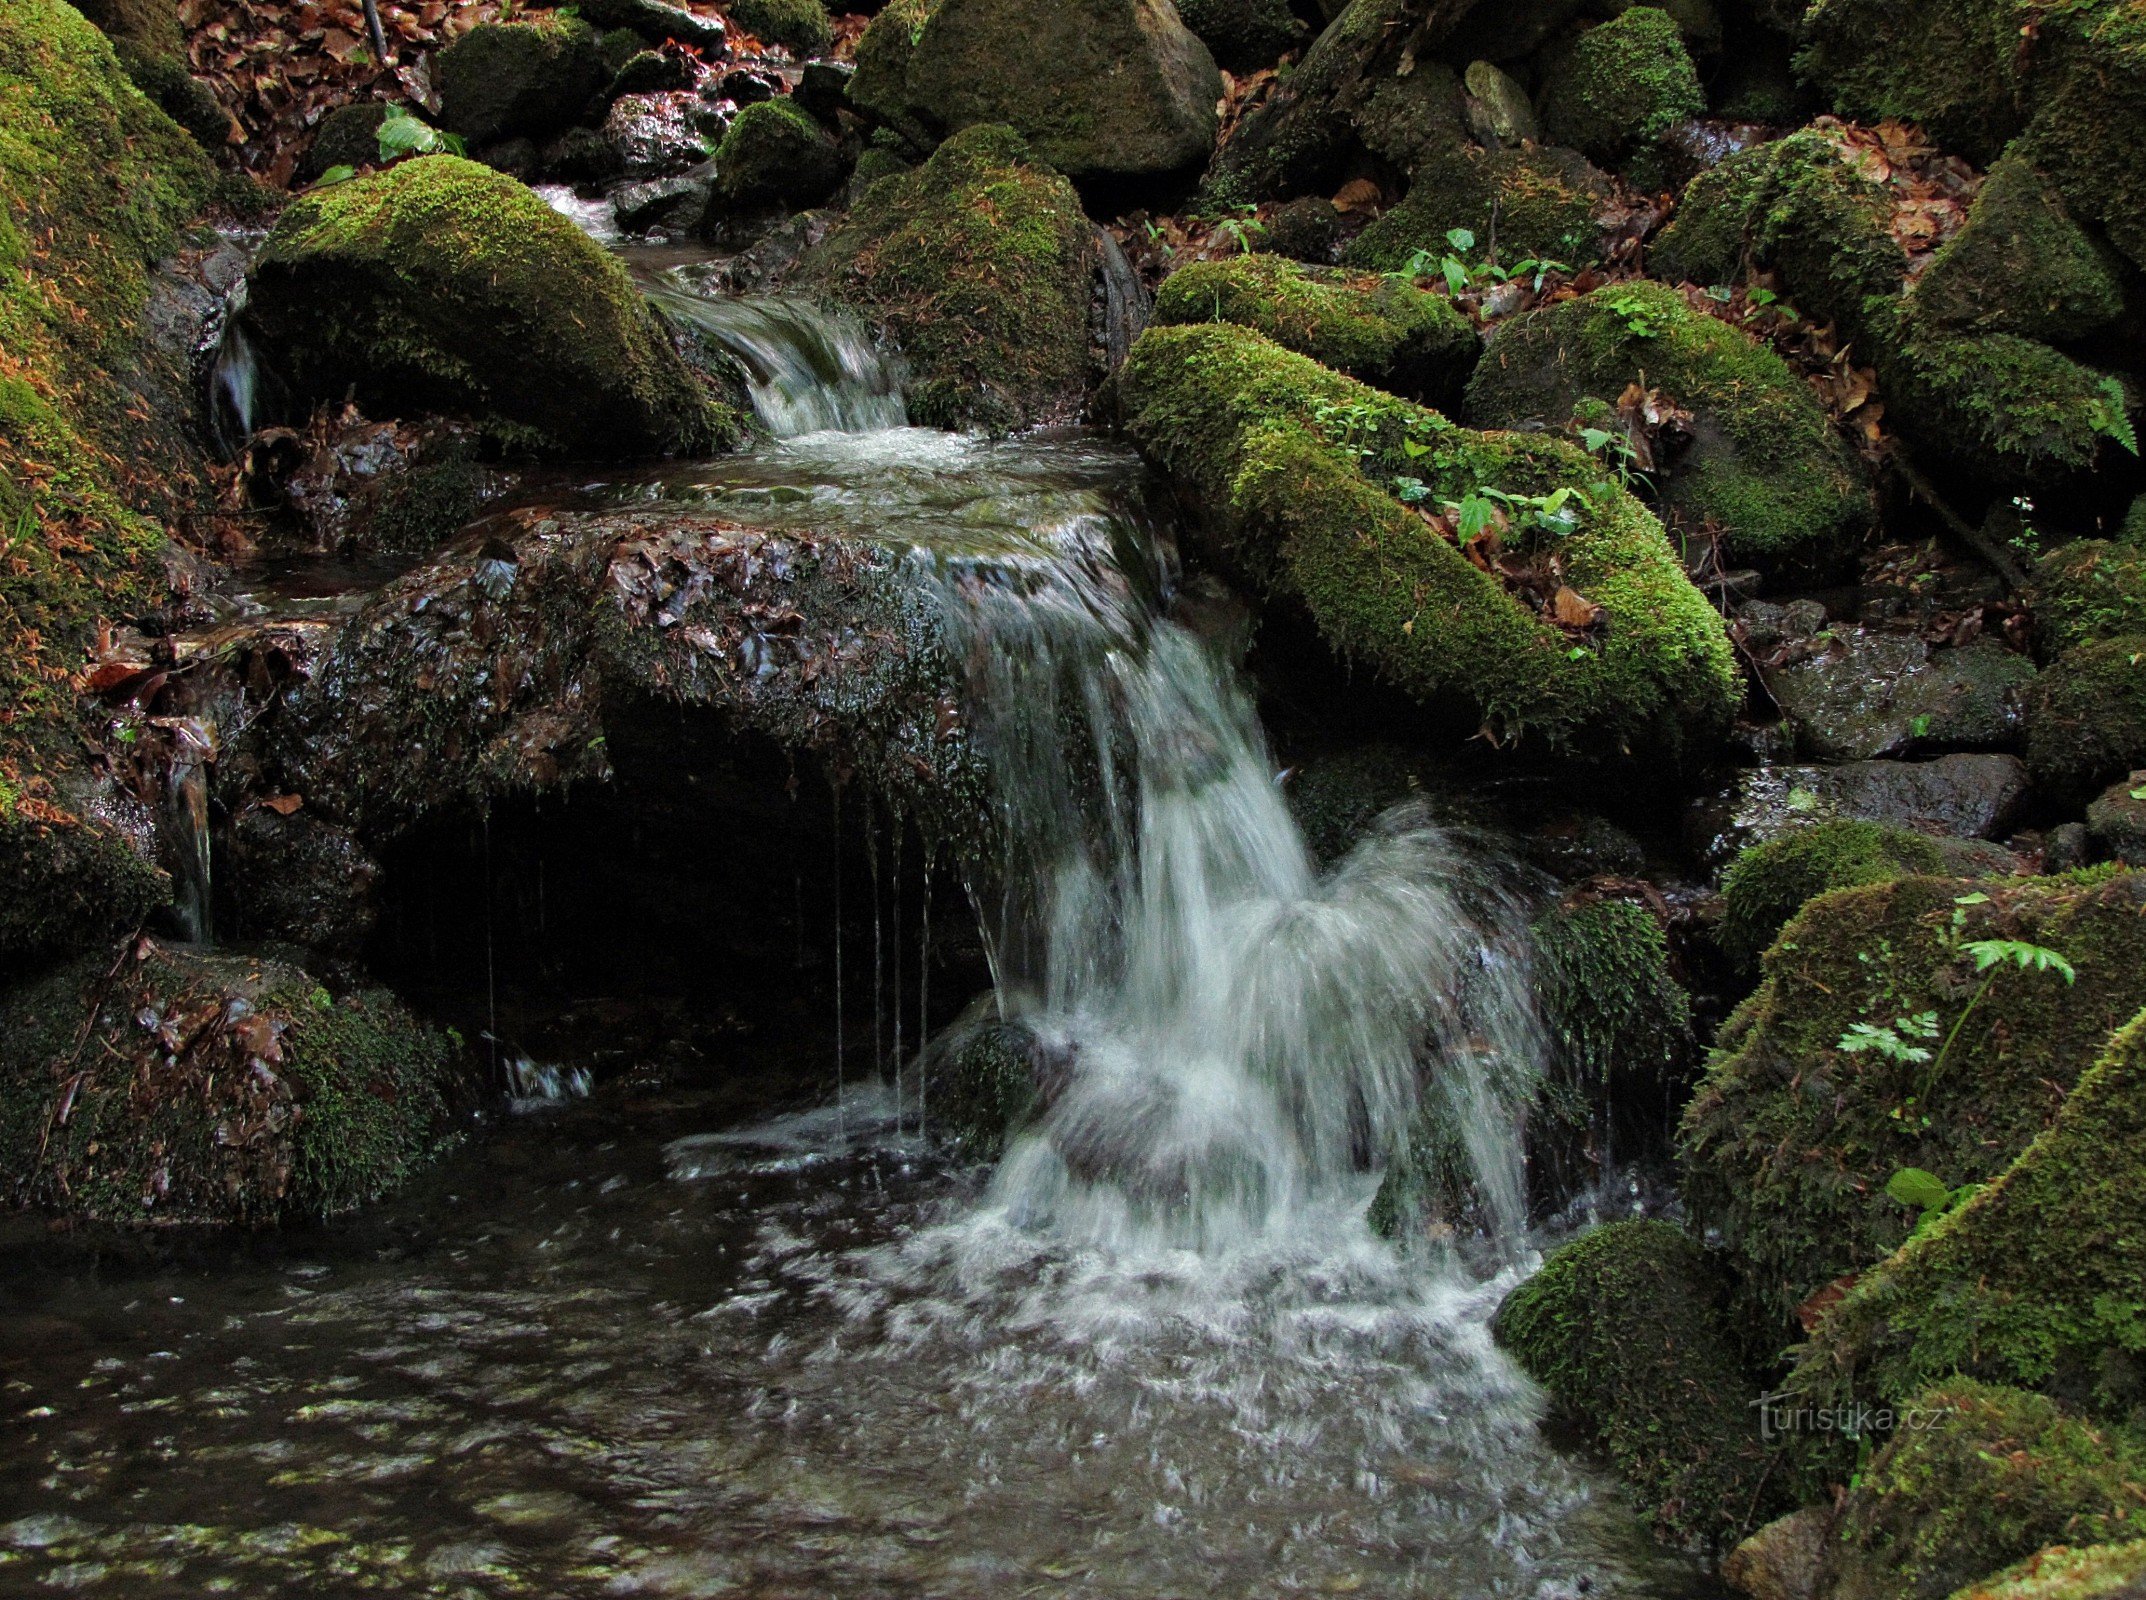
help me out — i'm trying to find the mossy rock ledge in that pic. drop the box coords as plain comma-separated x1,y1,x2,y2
0,940,466,1225
243,155,733,458
1679,869,2146,1332
795,124,1097,432
1118,321,1740,758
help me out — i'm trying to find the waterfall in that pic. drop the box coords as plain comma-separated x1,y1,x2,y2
208,321,262,458
164,716,218,944
646,289,907,437
922,498,1545,1256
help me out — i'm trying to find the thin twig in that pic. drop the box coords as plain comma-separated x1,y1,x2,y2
1892,449,2030,593
361,0,392,69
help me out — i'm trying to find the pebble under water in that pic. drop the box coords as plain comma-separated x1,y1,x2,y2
2,287,1721,1599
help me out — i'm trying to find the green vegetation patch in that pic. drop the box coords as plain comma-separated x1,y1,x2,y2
1540,7,1705,165
1344,141,1612,271
1718,820,1947,971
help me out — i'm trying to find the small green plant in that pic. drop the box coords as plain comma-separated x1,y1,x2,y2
1215,204,1266,256
377,105,466,163
1920,936,2076,1093
2088,377,2138,456
1597,288,1664,339
1397,229,1566,297
1577,421,1646,497
1884,1165,1982,1240
1839,1010,1940,1065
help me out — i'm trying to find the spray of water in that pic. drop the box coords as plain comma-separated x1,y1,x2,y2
646,290,906,437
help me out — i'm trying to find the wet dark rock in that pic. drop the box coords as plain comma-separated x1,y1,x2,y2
225,805,381,953
475,136,540,179
439,15,608,147
297,102,394,182
606,48,693,102
614,171,712,235
709,98,849,213
925,1000,1047,1155
1724,1509,1831,1600
793,59,855,125
247,408,506,558
580,0,729,53
0,766,169,972
1260,196,1340,263
1521,812,1648,882
603,90,708,179
721,69,781,107
540,125,629,184
2087,773,2146,866
0,938,465,1225
2042,820,2094,874
1748,609,2038,761
1685,755,2032,871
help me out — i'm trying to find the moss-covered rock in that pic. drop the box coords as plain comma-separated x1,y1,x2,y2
1492,1220,1783,1549
2123,498,2146,551
1120,322,1740,757
438,14,606,146
1540,8,1705,167
726,0,833,54
1869,303,2126,485
1343,140,1613,271
1465,280,1872,568
1818,1381,2146,1600
925,1007,1044,1156
1680,870,2146,1329
797,125,1095,431
1718,821,1949,971
244,155,730,457
710,97,846,211
2035,542,2146,657
1649,127,1904,342
297,101,396,182
1533,896,1695,1098
0,939,466,1224
1152,254,1479,403
1913,152,2126,345
1792,1007,2146,1437
1799,0,2146,272
1173,0,1305,70
2085,775,2146,867
0,0,215,952
1949,1541,2146,1600
2024,636,2146,800
849,0,1221,182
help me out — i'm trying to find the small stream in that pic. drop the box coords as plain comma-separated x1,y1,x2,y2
0,263,1721,1598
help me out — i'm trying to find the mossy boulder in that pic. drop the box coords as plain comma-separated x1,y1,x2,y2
1817,1381,2146,1600
1120,322,1740,757
2086,775,2146,867
2035,542,2146,657
1913,151,2127,345
1173,0,1305,70
796,125,1096,431
726,0,833,54
850,0,1221,182
1949,1541,2146,1600
1650,127,1904,343
297,101,396,182
1465,280,1873,568
710,97,847,212
2124,498,2146,550
925,1007,1044,1156
1491,1220,1783,1550
1,0,215,951
1680,870,2146,1329
1799,0,2146,272
1717,820,1947,970
0,939,466,1224
1343,140,1613,271
2025,636,2146,800
1540,7,1705,167
1792,1007,2146,1436
1151,254,1479,404
437,14,606,147
244,155,730,457
1533,895,1695,1103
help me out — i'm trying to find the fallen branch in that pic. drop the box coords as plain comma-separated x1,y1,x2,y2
361,0,392,68
1892,449,2030,593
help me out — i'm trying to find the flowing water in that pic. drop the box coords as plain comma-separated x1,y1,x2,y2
0,283,1717,1598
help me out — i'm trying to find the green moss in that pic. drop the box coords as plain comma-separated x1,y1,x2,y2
711,97,846,210
1541,8,1705,165
0,802,168,967
1344,140,1611,271
1120,322,1740,757
1914,152,2126,344
1534,898,1694,1091
798,124,1094,431
1491,1220,1784,1550
1464,280,1873,566
1949,1540,2146,1600
437,14,605,146
0,942,464,1224
360,458,487,557
1719,821,1947,970
2025,635,2146,799
2035,542,2146,656
1795,1008,2146,1439
1869,302,2123,483
927,1014,1041,1156
109,38,225,150
1650,127,1905,343
1679,871,2146,1329
1819,1381,2146,1600
245,154,729,457
1152,254,1478,402
1799,0,2146,271
727,0,833,54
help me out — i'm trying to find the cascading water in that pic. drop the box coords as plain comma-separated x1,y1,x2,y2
207,320,262,458
645,286,906,436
